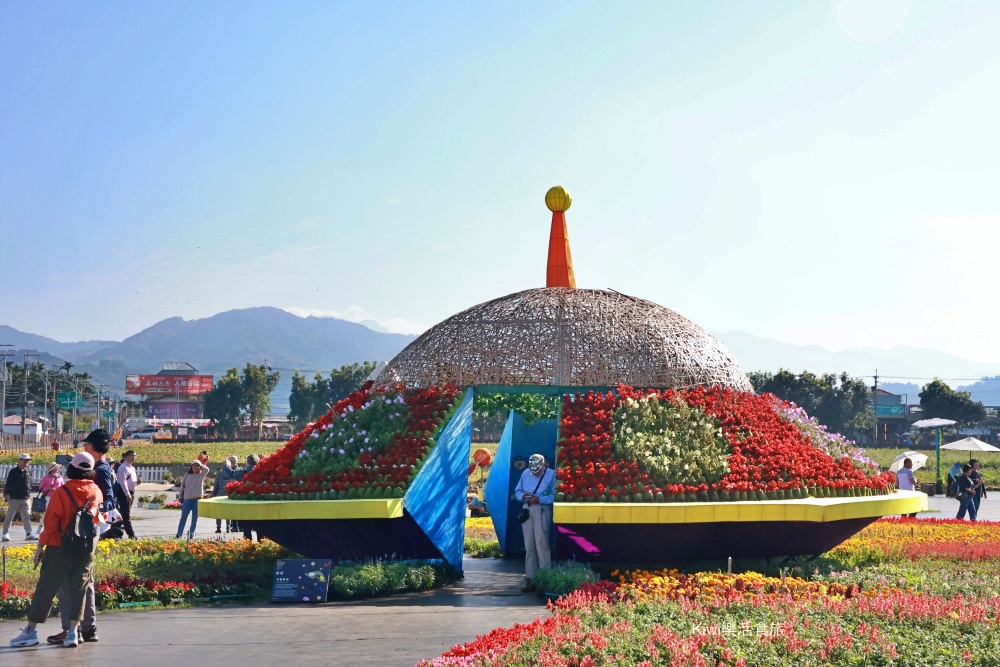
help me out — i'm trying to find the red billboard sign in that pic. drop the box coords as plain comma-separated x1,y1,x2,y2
125,374,214,395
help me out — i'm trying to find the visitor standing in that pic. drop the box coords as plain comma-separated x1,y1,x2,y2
49,428,116,645
969,459,986,515
948,461,963,497
242,454,259,541
3,453,38,542
956,464,978,521
212,456,238,533
176,460,210,539
895,458,918,518
8,452,101,649
38,463,65,532
515,453,555,593
113,450,141,539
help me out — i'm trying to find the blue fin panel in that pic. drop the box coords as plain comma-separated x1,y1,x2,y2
405,389,474,572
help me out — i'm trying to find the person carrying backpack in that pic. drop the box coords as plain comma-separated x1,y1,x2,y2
9,452,101,649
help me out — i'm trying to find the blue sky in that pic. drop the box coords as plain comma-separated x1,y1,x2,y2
3,1,999,362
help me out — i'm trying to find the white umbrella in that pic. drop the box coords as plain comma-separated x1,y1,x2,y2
911,418,957,429
941,437,1000,453
889,451,928,473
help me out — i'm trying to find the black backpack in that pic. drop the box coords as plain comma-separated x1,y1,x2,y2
61,486,97,553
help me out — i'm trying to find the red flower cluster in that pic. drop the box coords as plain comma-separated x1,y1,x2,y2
556,385,895,502
228,382,461,500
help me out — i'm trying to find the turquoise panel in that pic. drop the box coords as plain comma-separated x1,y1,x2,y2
405,389,474,573
483,411,515,553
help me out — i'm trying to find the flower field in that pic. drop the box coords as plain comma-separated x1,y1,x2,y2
0,536,457,619
227,383,463,500
0,442,284,466
420,518,1000,666
556,386,895,503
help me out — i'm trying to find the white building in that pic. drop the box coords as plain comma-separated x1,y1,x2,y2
2,415,43,442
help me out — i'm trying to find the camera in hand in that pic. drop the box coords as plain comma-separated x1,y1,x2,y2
518,504,531,523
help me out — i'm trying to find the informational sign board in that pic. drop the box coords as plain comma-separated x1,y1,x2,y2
271,559,333,603
57,391,85,409
125,374,214,395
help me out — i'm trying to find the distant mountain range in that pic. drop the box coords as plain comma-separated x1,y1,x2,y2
714,331,1000,406
4,311,999,412
0,308,416,411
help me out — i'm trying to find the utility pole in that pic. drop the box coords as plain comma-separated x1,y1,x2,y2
96,384,107,430
0,345,12,444
872,369,879,447
21,354,37,442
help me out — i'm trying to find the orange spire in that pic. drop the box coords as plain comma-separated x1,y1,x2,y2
544,186,576,288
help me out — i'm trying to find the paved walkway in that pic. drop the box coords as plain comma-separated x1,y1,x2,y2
0,556,545,667
2,494,997,665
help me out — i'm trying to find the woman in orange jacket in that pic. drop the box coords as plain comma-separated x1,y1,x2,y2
9,452,102,649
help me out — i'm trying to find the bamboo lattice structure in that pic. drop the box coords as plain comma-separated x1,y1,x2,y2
375,288,753,391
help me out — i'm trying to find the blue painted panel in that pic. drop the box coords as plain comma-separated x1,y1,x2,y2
485,411,558,556
405,389,474,572
483,411,515,552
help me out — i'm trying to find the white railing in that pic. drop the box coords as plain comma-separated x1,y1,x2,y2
135,466,170,484
0,464,171,486
0,463,48,484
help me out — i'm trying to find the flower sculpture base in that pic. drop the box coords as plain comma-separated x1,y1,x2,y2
553,490,927,563
199,390,475,572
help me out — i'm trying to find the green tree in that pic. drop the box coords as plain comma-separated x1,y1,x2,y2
918,379,986,425
324,362,377,405
203,368,245,439
242,363,280,440
288,371,315,429
749,370,873,441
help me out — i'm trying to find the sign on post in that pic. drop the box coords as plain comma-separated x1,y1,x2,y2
57,391,84,409
271,559,333,603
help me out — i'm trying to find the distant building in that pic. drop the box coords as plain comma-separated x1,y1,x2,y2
2,415,43,442
875,389,907,445
125,362,214,421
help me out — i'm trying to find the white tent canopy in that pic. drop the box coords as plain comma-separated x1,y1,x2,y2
941,437,1000,453
911,418,957,429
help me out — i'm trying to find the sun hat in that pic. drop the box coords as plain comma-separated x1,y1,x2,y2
47,462,62,473
70,452,95,470
18,453,31,460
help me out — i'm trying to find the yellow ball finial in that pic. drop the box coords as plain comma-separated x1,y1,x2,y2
545,186,572,213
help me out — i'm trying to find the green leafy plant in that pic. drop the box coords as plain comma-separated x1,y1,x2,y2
530,561,598,595
613,394,729,487
464,538,502,558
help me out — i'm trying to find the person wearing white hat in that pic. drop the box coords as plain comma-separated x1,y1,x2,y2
514,453,555,593
3,453,38,541
8,451,101,649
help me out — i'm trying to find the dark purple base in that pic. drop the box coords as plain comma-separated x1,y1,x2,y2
246,510,443,562
556,518,877,563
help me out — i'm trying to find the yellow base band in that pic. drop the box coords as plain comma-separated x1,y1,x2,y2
198,497,404,520
553,490,927,524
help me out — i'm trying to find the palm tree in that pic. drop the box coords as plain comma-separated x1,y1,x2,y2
61,361,73,375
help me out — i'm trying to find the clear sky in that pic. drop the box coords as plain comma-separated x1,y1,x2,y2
3,1,998,362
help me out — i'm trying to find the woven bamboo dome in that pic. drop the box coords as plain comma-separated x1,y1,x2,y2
374,287,752,391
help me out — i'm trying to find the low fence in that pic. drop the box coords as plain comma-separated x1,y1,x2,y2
0,464,172,486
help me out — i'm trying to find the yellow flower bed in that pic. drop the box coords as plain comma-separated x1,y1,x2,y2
612,568,875,603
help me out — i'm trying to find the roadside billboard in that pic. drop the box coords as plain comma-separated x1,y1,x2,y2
125,374,214,395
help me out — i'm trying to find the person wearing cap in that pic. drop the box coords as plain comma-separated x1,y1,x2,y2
47,429,116,645
38,463,66,532
514,453,555,593
176,460,210,539
8,452,101,649
212,455,239,533
3,453,38,542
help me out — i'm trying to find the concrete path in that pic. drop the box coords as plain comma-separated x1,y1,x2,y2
0,556,546,667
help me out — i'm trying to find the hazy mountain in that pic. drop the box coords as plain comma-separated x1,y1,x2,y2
716,331,1000,405
2,308,416,410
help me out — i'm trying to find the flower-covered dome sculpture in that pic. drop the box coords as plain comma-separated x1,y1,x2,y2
375,287,753,391
376,185,752,392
